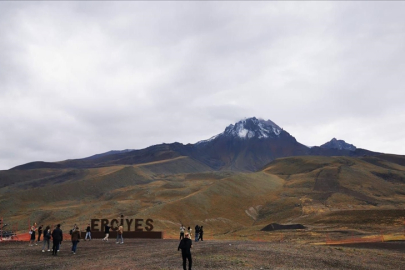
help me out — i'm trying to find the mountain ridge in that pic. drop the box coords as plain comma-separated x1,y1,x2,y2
9,117,382,171
321,138,356,151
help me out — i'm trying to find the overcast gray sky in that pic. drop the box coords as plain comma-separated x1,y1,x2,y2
1,2,405,170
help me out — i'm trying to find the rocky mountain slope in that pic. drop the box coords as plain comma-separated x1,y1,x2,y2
10,117,380,172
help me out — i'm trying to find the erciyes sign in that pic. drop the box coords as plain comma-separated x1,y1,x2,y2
91,216,154,232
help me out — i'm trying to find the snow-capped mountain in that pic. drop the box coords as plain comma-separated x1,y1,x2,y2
320,138,356,151
12,117,378,172
193,117,309,171
223,117,282,139
197,117,283,144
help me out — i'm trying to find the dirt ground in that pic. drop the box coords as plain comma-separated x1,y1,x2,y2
1,238,405,270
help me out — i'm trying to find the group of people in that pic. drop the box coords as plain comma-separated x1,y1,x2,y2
29,223,83,255
179,224,203,241
30,222,124,253
29,223,64,255
178,224,205,270
29,221,200,269
101,224,124,244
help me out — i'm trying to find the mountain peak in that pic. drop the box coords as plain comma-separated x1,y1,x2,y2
196,117,284,145
320,138,356,151
223,117,282,139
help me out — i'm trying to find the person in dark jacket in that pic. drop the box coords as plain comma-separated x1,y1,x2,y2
198,226,203,241
85,224,91,241
51,224,63,255
178,233,193,270
42,226,51,252
29,223,37,246
71,226,81,254
37,225,43,242
102,224,111,241
194,225,200,242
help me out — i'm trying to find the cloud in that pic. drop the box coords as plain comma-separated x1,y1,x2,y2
1,1,405,169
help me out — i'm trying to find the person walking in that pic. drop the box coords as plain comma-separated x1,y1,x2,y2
194,225,200,242
29,223,37,246
179,224,185,240
102,224,111,241
37,225,43,243
198,226,203,241
116,225,124,244
71,226,80,254
178,232,193,270
51,225,56,252
42,226,51,252
85,224,91,241
51,224,63,255
187,226,192,239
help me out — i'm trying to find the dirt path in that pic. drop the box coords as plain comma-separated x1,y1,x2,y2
1,239,404,269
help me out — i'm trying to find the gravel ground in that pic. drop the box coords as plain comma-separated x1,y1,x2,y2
1,239,404,269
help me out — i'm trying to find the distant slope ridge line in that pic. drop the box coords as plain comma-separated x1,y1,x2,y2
9,116,390,172
136,156,187,167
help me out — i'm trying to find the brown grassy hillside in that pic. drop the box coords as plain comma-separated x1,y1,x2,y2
261,156,405,227
1,155,404,237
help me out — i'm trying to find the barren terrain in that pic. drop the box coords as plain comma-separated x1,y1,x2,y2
1,238,404,270
1,156,405,237
1,155,405,269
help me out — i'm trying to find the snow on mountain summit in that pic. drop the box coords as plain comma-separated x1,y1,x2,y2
223,117,282,139
197,117,283,144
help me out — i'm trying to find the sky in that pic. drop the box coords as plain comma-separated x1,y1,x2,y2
1,2,405,170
